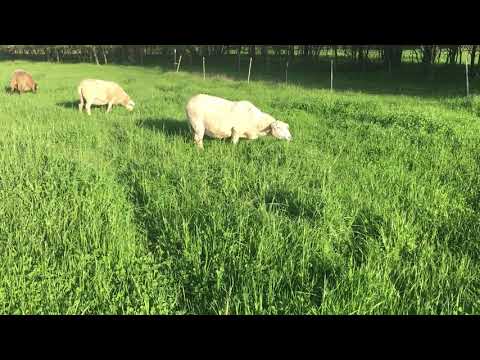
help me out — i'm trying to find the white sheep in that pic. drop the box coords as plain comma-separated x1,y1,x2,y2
186,94,292,149
78,79,135,115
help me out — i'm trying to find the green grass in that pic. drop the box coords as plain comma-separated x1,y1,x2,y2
0,60,479,314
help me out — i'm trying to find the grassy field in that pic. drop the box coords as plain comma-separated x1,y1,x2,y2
0,60,479,315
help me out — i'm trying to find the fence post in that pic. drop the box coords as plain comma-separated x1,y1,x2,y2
466,59,470,97
331,60,334,92
248,57,253,84
176,55,182,72
286,61,289,84
237,49,241,72
203,56,206,80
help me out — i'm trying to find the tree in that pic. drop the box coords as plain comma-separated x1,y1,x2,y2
383,46,403,72
471,45,477,70
447,46,459,65
261,45,269,71
249,45,256,59
91,46,100,65
422,45,435,78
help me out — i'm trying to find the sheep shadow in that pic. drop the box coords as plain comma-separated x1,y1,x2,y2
136,118,191,138
4,86,35,95
56,101,79,110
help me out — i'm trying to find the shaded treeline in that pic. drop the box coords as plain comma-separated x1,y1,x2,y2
1,45,479,75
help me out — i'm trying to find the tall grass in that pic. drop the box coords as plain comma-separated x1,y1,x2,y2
0,60,479,314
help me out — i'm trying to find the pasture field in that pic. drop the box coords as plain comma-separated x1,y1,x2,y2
0,60,479,314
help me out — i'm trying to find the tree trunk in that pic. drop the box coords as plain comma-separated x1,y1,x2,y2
92,46,100,65
382,46,403,73
288,45,294,61
448,46,458,65
471,45,477,70
303,45,311,58
358,46,366,71
362,47,367,72
102,47,108,65
262,45,269,72
121,45,128,63
237,45,241,72
352,46,357,62
432,46,438,64
249,45,256,59
422,45,434,78
334,45,338,68
137,45,144,65
384,47,391,72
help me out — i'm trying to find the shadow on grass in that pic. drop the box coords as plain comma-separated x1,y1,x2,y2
136,118,191,138
157,58,479,99
4,56,477,100
4,56,479,99
3,86,37,95
136,118,228,149
56,101,79,110
261,188,323,223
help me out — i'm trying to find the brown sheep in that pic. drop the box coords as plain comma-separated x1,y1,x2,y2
10,69,38,94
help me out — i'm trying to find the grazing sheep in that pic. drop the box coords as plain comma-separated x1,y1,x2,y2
78,79,135,115
10,69,38,94
186,94,292,149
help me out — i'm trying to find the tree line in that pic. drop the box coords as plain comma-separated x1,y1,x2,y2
1,45,478,74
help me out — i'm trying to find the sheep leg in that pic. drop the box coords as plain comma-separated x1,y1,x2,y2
231,127,240,145
107,102,113,113
79,96,84,112
194,137,204,149
194,132,205,149
190,123,205,149
246,132,258,140
86,101,93,116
